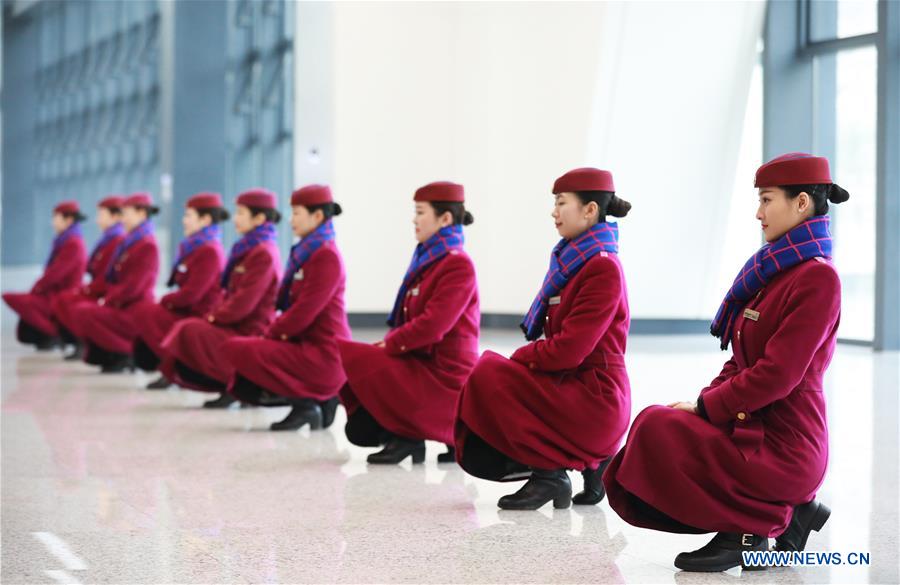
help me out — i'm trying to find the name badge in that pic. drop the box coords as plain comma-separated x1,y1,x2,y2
234,265,246,274
411,287,420,296
177,264,187,273
743,308,760,321
549,296,561,306
293,269,304,281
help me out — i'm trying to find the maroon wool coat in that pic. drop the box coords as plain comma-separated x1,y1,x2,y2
3,235,87,337
603,257,841,538
223,242,352,400
455,251,631,476
338,249,480,444
159,242,280,391
79,234,160,354
49,232,125,339
131,241,225,360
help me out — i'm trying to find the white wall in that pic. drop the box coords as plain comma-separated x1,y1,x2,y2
299,1,765,318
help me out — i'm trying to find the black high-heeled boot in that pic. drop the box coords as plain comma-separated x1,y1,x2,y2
64,343,84,361
572,457,611,505
319,397,340,428
437,444,456,463
367,437,426,464
674,532,768,572
270,402,323,431
497,469,572,510
775,499,831,552
203,393,238,409
100,353,133,373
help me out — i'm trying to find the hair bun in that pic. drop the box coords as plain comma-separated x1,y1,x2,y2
333,202,343,216
607,195,632,218
828,184,850,204
462,210,475,226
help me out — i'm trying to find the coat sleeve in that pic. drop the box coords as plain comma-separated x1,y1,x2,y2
701,263,841,425
510,256,622,372
32,240,83,294
104,244,160,308
266,248,341,340
210,250,275,325
383,255,476,356
160,247,221,310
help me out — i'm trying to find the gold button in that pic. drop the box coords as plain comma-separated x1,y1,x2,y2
400,345,406,351
529,362,536,370
737,331,742,339
737,412,747,421
207,315,215,323
280,334,287,341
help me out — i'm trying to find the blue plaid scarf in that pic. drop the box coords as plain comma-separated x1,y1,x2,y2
88,223,125,277
712,215,833,350
276,220,336,311
167,224,222,286
106,220,155,283
221,222,278,288
521,222,619,341
46,223,83,267
387,224,465,327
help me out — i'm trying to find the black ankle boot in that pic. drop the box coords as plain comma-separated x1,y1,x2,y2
319,397,340,428
674,532,768,572
367,437,426,464
572,457,611,505
203,393,238,409
437,444,456,463
497,469,572,510
270,403,323,431
146,375,173,390
64,343,84,361
775,500,831,552
100,354,133,373
35,336,61,351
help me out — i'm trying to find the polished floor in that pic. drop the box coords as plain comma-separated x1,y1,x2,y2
2,315,898,584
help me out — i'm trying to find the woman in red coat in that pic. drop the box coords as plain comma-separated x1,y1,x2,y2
132,193,228,390
223,184,351,430
454,168,632,511
3,201,88,349
337,181,480,464
51,196,126,360
603,153,848,573
79,193,160,372
159,188,281,409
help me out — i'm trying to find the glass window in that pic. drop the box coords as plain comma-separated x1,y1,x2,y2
809,0,878,42
814,46,878,341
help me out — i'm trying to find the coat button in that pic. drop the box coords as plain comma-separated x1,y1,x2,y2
529,362,536,370
207,315,215,323
737,330,742,339
400,345,406,351
280,334,287,341
737,412,747,421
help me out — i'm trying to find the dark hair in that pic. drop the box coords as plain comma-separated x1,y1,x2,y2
60,211,87,223
130,205,160,217
248,206,282,224
195,207,231,224
304,202,343,220
780,183,850,216
573,190,631,219
428,201,474,226
105,206,123,215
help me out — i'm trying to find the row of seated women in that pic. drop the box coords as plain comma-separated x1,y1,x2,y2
3,153,848,573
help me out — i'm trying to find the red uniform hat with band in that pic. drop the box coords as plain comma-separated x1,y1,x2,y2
291,184,333,207
414,181,465,202
98,195,125,210
124,192,154,208
236,188,277,210
186,192,224,209
553,167,615,194
755,153,832,188
53,200,81,215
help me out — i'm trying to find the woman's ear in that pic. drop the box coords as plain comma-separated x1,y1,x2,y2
796,191,811,215
585,200,600,220
440,210,454,227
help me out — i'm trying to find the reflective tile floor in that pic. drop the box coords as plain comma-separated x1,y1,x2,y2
2,318,898,584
